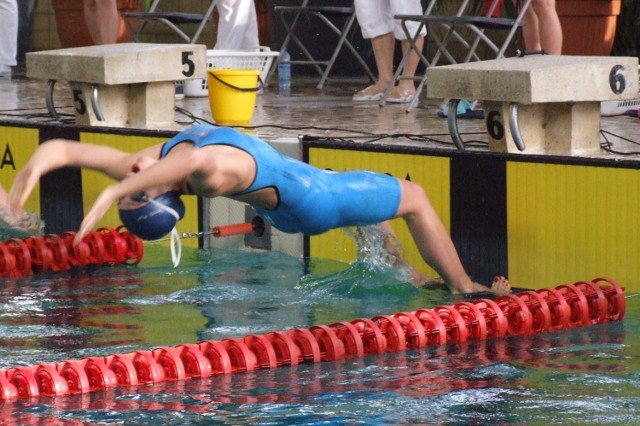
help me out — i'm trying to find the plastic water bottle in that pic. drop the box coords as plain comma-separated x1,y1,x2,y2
278,49,291,93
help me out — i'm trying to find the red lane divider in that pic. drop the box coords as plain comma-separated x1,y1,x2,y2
0,226,144,277
0,277,626,402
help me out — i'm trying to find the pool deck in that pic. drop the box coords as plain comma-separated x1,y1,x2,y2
1,65,638,158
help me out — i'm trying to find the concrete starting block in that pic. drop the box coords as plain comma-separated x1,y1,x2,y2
27,43,207,128
427,55,639,155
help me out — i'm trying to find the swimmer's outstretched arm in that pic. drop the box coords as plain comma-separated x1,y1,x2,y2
74,147,211,244
8,139,168,210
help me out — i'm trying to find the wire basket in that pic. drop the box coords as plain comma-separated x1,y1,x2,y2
184,46,279,97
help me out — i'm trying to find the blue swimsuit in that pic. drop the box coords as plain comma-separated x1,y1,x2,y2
160,124,401,235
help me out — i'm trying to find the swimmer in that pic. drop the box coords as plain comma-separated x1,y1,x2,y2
8,124,511,295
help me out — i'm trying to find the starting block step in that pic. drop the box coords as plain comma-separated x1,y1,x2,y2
27,43,207,128
427,55,639,155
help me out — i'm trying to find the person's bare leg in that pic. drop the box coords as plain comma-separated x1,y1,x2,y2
83,0,119,45
391,36,424,98
394,179,511,295
522,7,542,51
533,0,562,54
354,32,395,98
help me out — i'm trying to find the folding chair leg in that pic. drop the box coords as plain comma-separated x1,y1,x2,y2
316,11,374,89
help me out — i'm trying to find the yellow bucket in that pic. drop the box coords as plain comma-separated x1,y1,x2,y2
207,69,261,124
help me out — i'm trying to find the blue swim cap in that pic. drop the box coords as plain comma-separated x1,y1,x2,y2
119,191,185,240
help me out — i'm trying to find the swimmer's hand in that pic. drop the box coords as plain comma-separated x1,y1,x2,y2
0,207,44,235
74,186,118,245
9,161,43,211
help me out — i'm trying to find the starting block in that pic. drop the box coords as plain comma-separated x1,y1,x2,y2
26,43,207,128
427,55,639,155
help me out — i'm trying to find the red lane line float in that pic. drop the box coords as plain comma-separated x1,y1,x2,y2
198,340,233,375
592,277,626,321
414,308,448,345
473,298,508,338
56,360,90,395
6,238,32,276
310,324,346,361
556,284,591,327
434,306,470,343
372,315,407,352
350,318,387,355
0,278,628,402
330,321,365,358
536,287,571,331
496,294,534,336
517,291,552,333
265,331,302,367
244,335,279,369
0,227,144,276
393,312,428,349
286,328,322,362
453,302,488,341
176,343,213,378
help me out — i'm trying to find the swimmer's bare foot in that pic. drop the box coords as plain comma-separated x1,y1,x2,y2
411,273,445,289
490,276,512,295
448,276,512,295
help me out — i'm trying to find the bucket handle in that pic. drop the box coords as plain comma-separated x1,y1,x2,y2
209,71,264,92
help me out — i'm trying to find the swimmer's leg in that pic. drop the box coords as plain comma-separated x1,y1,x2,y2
393,179,511,295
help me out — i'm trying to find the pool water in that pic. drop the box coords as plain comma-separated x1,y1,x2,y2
0,241,639,425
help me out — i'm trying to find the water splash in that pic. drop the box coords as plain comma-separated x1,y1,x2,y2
298,225,420,298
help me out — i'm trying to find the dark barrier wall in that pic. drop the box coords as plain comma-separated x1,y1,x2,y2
268,0,377,77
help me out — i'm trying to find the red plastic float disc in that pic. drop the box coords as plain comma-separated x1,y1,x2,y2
24,237,51,274
133,350,166,383
116,226,144,265
535,287,571,330
60,232,91,268
198,340,232,375
56,360,90,395
310,324,346,361
152,347,187,381
392,312,427,349
453,302,488,341
286,328,322,362
329,321,364,357
372,315,407,352
176,344,212,378
556,284,590,327
350,318,387,355
244,335,278,369
0,243,16,277
413,308,448,345
0,371,18,402
473,298,508,338
496,295,534,336
6,238,32,276
83,357,118,391
34,363,69,397
574,281,609,324
98,227,128,265
83,231,106,265
264,331,301,366
220,339,258,373
433,306,469,343
517,291,552,333
591,277,626,321
105,354,139,386
43,235,70,272
7,367,39,399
